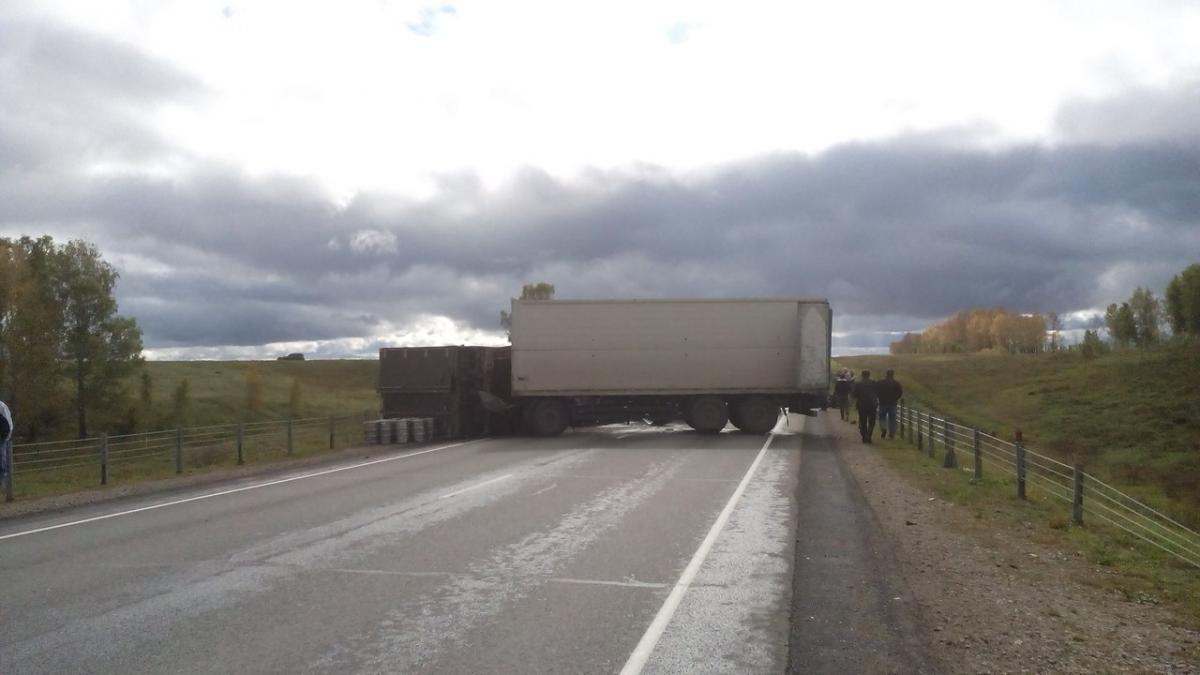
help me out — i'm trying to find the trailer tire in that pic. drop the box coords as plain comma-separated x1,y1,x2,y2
686,396,728,434
733,396,779,434
529,399,570,437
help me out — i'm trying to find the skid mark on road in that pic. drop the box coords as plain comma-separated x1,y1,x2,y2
314,454,689,674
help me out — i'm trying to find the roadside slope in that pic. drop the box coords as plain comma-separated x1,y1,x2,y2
825,411,1200,673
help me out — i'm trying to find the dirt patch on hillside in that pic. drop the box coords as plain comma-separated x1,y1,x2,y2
824,413,1200,674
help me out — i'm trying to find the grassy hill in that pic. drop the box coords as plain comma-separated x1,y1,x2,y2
131,360,382,429
838,343,1200,526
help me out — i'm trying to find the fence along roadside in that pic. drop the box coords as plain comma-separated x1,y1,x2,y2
896,401,1200,570
2,412,374,502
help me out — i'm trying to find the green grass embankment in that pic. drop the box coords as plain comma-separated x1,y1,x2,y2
839,344,1200,525
836,343,1200,624
134,359,381,427
6,360,382,503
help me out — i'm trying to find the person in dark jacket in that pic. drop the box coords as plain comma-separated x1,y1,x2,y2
876,369,903,439
831,369,853,421
852,370,878,443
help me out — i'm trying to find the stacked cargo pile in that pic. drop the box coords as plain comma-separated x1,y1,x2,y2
362,417,435,445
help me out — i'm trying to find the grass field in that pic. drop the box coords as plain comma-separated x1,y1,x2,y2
838,343,1200,526
4,360,383,503
132,359,381,428
837,343,1200,624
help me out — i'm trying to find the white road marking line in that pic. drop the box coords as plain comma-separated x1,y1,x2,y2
548,577,667,589
324,568,453,578
0,440,479,541
619,432,777,675
438,473,513,499
530,482,558,496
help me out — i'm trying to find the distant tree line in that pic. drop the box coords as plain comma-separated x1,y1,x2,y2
0,237,144,440
1102,263,1200,348
890,308,1048,355
891,261,1200,358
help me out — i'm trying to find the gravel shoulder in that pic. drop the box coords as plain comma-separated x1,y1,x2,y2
823,412,1200,674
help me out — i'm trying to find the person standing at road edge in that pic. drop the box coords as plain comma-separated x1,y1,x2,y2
832,369,853,421
852,370,878,444
876,369,903,439
0,400,12,479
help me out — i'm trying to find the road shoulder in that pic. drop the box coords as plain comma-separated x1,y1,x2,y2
827,412,1200,674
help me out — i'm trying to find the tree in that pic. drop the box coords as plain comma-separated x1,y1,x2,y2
54,240,144,437
1047,312,1063,351
499,282,556,336
1080,329,1107,360
1166,263,1200,337
1127,286,1162,346
0,237,68,440
1104,302,1137,348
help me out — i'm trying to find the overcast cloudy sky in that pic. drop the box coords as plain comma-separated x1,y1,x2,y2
2,1,1198,358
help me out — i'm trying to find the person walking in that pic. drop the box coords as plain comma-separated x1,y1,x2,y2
832,369,853,421
876,369,903,439
852,370,878,443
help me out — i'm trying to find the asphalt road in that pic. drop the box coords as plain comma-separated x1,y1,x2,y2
0,413,930,674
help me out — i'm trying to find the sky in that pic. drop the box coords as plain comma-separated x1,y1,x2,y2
1,0,1198,359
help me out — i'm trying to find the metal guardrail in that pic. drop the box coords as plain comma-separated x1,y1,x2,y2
1,412,375,502
896,401,1200,570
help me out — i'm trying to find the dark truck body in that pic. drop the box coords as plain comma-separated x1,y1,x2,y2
377,346,512,439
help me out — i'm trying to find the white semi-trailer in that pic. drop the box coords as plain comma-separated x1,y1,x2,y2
510,298,831,436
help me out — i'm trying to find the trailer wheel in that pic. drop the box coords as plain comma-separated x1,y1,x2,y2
686,396,728,434
529,399,570,437
733,396,779,434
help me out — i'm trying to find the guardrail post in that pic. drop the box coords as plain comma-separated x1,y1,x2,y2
3,438,13,502
917,410,924,452
99,432,109,485
1073,464,1085,525
175,428,184,474
237,423,245,466
942,418,957,468
898,401,905,439
287,419,294,456
329,416,336,450
972,428,982,481
927,414,935,458
1015,430,1026,499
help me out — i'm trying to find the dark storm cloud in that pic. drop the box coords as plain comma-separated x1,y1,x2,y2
0,17,1197,351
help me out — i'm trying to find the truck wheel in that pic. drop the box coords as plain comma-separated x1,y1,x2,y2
529,399,570,437
686,396,728,434
733,396,779,434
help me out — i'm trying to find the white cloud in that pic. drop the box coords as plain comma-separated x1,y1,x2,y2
18,0,1200,198
348,229,399,255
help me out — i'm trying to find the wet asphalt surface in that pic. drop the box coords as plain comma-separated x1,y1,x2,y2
1,414,931,674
